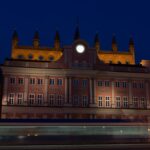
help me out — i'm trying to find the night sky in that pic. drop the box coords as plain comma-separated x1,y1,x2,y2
0,0,150,64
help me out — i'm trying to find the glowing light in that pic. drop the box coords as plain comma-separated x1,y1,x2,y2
76,44,85,53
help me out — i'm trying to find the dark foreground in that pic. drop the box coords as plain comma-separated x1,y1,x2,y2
1,144,150,150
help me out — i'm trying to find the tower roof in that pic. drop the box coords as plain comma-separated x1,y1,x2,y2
12,30,18,40
34,31,39,40
55,30,60,42
74,25,80,41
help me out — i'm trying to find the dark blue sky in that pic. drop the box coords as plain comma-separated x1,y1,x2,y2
0,0,150,63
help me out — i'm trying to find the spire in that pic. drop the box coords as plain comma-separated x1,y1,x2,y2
54,30,60,50
129,36,135,53
74,18,80,41
112,34,118,52
12,30,19,48
33,31,39,48
94,32,100,51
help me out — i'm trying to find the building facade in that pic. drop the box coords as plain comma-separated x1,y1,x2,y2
1,28,150,120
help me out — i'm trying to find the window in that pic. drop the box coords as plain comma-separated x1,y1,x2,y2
8,93,15,105
57,95,63,106
132,82,137,88
18,78,24,84
105,96,110,107
37,79,43,85
18,55,24,59
132,97,138,108
57,79,63,85
37,94,43,105
49,78,55,85
10,77,15,84
28,54,33,59
115,82,120,87
139,83,144,88
123,97,128,108
122,82,127,88
116,97,121,108
97,81,103,86
39,56,44,61
17,93,23,105
140,97,146,108
73,79,79,86
82,96,88,107
28,94,35,105
82,79,87,87
73,95,80,106
30,78,35,84
48,94,55,106
105,81,110,87
49,56,54,61
98,96,103,107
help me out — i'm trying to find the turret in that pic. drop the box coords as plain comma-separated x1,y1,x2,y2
129,36,135,53
33,31,39,48
74,25,80,41
112,35,118,52
54,30,60,50
94,33,100,51
12,30,19,48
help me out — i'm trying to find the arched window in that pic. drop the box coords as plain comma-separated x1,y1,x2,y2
39,56,44,61
17,55,24,59
49,56,54,61
28,54,33,60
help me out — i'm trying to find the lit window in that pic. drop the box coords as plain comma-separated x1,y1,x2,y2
123,97,128,108
73,95,80,106
132,97,138,108
8,93,15,105
37,94,43,105
57,79,63,85
105,96,110,107
49,78,55,85
97,81,103,86
98,96,103,107
105,81,110,87
37,79,43,85
10,77,15,84
17,93,23,105
116,96,121,108
18,78,24,84
82,95,88,107
30,78,35,84
57,95,63,106
48,94,55,106
82,79,87,87
28,94,35,105
140,97,146,108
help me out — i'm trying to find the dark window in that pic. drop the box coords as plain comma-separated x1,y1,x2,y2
57,79,63,85
18,78,24,84
10,78,15,84
50,79,55,85
37,79,43,85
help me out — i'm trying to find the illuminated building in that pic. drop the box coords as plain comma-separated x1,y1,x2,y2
1,26,150,120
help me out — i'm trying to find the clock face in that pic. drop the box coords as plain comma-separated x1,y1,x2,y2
75,44,85,53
